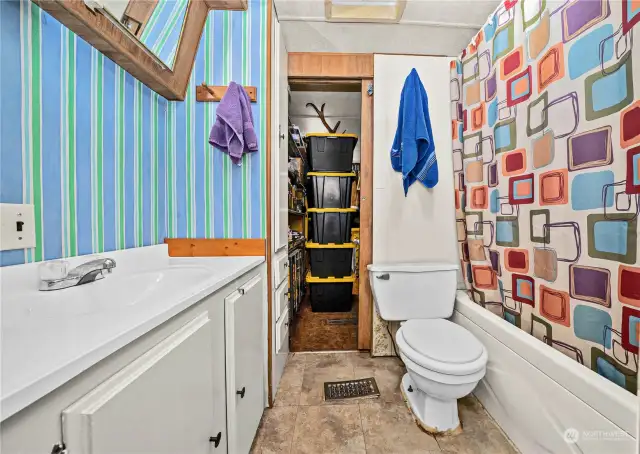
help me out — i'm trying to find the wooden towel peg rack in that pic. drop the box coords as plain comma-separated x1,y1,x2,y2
196,83,258,102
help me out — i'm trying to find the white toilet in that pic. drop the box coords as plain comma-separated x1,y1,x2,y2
368,263,488,434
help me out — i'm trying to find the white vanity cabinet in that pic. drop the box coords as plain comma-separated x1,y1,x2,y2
0,264,267,454
62,312,222,454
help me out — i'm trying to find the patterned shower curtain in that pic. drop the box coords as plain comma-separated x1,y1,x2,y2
450,0,639,395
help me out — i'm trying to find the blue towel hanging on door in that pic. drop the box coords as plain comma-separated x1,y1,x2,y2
390,68,438,195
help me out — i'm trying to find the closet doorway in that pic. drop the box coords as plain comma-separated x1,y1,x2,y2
284,54,374,353
288,80,363,351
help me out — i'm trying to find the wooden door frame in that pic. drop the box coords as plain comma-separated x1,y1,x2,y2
285,52,375,351
266,0,273,405
358,77,373,351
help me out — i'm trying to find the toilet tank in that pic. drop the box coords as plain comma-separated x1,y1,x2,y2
367,263,459,321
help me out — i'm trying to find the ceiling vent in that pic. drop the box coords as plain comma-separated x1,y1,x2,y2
324,0,407,23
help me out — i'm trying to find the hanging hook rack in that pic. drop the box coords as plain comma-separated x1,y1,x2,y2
196,82,258,102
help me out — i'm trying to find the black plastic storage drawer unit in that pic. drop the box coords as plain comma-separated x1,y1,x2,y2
307,242,355,278
308,172,355,209
306,133,358,172
306,273,355,312
307,208,356,244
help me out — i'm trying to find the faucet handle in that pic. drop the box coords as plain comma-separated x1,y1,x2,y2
103,258,116,273
39,260,69,281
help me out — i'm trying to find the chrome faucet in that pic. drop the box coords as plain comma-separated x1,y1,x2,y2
39,258,116,291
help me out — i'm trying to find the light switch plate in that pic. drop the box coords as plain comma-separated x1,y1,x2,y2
0,203,36,251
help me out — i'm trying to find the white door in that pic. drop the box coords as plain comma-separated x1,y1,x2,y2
62,312,218,454
371,55,458,356
225,275,265,454
270,8,290,399
372,55,457,264
273,10,289,253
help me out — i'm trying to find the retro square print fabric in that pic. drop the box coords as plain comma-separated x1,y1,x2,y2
451,0,640,394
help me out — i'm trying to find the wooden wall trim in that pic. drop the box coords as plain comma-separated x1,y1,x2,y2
33,0,244,101
164,238,265,257
358,78,374,350
288,53,373,79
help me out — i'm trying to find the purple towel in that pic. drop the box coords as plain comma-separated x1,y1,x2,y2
209,81,258,165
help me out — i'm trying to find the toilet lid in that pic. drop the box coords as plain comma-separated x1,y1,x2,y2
400,319,484,365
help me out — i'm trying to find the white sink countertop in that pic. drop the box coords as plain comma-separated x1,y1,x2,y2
0,244,265,421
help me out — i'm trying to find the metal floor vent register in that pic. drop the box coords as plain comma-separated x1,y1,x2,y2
326,318,358,325
324,378,380,401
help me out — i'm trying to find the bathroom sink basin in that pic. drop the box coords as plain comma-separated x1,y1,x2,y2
2,266,213,329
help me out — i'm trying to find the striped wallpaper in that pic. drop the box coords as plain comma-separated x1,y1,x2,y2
139,0,188,68
0,0,267,267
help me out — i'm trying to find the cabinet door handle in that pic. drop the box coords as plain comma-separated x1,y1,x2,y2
238,288,245,295
51,443,67,454
236,387,246,398
209,432,222,448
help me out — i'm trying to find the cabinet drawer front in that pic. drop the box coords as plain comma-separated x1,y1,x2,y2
62,312,217,454
274,250,289,288
275,281,289,322
275,307,290,354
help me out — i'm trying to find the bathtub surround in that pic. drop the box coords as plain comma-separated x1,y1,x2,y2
0,0,267,267
451,0,639,395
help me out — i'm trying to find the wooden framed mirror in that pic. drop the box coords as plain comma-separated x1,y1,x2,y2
32,0,247,100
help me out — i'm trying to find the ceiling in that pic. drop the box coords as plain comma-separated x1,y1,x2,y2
275,0,501,56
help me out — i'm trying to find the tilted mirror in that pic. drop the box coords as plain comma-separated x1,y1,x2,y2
97,0,189,70
33,0,247,100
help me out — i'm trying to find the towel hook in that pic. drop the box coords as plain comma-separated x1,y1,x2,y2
201,82,216,97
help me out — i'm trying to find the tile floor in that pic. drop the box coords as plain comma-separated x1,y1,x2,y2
251,352,518,454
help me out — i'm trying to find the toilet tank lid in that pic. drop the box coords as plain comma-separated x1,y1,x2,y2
367,263,459,273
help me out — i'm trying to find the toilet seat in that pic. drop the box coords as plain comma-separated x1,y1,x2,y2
396,319,487,376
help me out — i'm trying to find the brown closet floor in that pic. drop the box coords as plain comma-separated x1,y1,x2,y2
290,294,358,352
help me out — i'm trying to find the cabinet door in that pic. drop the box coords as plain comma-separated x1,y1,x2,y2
209,293,229,453
63,312,217,454
225,275,265,454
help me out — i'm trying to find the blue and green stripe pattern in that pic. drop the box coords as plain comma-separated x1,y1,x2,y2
138,0,189,68
0,0,267,266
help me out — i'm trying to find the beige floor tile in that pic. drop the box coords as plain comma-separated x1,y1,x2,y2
299,364,354,405
435,396,518,454
274,356,307,407
252,406,299,454
353,354,405,404
359,401,441,453
458,395,509,433
351,352,403,370
304,351,356,368
291,405,366,454
436,427,518,454
299,353,355,405
288,352,309,369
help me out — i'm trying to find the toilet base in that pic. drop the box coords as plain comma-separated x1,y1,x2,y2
400,374,462,436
